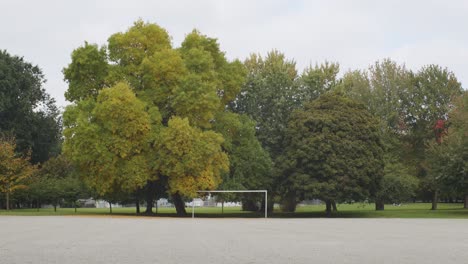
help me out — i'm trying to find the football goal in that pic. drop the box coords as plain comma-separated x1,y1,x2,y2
191,190,268,218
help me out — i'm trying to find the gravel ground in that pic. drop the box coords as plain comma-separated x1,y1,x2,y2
0,216,467,264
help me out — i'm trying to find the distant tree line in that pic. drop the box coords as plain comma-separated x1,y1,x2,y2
1,20,466,215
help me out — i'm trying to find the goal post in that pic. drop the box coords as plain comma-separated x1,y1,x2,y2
192,190,268,219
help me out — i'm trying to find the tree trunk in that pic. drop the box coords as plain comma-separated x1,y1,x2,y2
172,192,186,216
54,204,57,212
109,202,112,214
222,200,224,214
375,200,385,210
74,201,77,213
145,181,156,214
331,200,338,211
280,192,296,212
136,199,140,214
464,194,468,209
431,191,438,210
6,191,9,211
325,200,332,217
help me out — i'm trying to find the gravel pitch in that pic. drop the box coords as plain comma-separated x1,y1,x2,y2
1,216,467,264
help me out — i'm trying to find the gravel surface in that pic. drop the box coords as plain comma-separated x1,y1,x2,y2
0,216,467,264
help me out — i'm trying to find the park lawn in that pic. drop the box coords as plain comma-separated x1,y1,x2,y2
0,203,467,218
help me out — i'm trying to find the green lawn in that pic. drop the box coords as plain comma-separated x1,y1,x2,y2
1,203,467,218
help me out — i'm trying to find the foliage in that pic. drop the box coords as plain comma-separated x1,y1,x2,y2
0,50,61,163
0,138,36,209
155,117,229,197
29,155,88,208
63,83,152,196
231,51,300,157
427,92,468,204
300,61,340,102
63,42,109,102
281,93,384,210
376,161,419,204
213,112,272,201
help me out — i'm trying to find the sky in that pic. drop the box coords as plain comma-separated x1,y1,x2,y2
2,0,467,108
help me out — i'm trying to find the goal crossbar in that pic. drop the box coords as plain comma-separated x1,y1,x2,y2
192,190,268,218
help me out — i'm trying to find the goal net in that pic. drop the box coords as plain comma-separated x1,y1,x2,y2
190,190,268,218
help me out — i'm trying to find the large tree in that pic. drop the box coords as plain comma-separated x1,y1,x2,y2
0,50,61,163
63,20,248,215
281,93,384,216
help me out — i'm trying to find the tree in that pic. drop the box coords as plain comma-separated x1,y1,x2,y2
375,162,419,210
29,155,88,212
405,65,462,209
427,92,468,209
0,50,61,163
63,20,245,216
281,93,384,216
340,60,463,209
0,138,36,210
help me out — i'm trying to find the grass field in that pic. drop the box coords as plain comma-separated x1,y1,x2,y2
1,203,467,218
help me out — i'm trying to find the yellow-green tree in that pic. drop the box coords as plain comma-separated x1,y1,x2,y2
63,20,247,215
0,138,36,210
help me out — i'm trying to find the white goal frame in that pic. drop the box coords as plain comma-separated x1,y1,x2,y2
192,190,268,218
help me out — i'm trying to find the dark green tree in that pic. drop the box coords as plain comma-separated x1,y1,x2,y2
281,93,384,216
0,50,61,163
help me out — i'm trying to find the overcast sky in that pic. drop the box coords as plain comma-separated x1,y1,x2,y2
2,0,467,107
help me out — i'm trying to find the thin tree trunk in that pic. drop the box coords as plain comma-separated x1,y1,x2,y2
431,191,438,210
109,202,112,214
6,191,10,210
136,199,140,214
74,201,77,213
54,204,57,212
331,200,338,211
222,200,224,214
464,194,468,209
173,192,186,216
325,200,332,217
